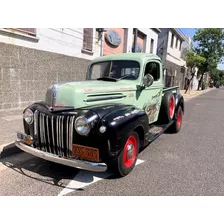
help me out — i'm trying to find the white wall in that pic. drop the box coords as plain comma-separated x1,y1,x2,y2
0,28,101,60
166,30,185,67
0,28,159,61
125,28,134,53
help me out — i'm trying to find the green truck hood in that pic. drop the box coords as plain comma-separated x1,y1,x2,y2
45,80,137,108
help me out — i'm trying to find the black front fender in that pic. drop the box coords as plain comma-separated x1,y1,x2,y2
95,104,149,157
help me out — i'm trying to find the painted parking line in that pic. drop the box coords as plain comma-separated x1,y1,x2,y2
58,159,145,196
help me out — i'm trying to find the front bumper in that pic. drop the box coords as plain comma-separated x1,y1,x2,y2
15,141,107,172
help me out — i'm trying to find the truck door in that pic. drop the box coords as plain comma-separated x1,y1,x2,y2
136,60,163,124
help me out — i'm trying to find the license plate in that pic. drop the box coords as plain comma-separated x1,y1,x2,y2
72,144,99,162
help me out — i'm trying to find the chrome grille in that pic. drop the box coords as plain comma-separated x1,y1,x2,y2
34,110,75,157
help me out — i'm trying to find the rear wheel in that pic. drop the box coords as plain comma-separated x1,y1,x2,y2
109,131,139,177
158,92,176,123
169,105,183,133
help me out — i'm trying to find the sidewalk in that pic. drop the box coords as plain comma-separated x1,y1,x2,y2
0,109,23,158
180,88,214,101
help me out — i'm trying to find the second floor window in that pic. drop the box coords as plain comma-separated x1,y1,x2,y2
175,38,178,48
170,33,174,48
83,28,93,51
179,41,182,51
5,28,36,36
150,38,154,53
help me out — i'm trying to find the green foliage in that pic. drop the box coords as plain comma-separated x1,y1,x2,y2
193,28,224,72
185,50,206,70
193,28,224,89
211,68,224,85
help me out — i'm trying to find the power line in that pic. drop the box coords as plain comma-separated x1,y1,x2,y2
178,28,191,40
39,33,132,56
39,33,102,50
179,28,188,36
49,28,99,41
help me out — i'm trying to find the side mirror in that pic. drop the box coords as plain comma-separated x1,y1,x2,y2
143,74,154,87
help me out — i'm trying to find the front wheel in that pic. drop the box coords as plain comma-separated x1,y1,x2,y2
109,131,139,177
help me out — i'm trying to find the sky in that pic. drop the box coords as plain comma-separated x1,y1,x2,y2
178,28,196,38
178,28,224,70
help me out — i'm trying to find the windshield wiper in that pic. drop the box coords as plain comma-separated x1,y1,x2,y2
119,74,136,80
97,77,117,82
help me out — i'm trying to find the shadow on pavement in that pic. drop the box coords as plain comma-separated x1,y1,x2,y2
1,139,152,189
0,142,21,159
1,150,124,190
1,153,85,190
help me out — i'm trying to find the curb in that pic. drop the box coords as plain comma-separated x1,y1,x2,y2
0,141,22,159
183,88,214,102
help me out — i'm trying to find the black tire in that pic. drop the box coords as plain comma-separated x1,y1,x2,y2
169,106,183,133
109,131,139,177
158,92,176,124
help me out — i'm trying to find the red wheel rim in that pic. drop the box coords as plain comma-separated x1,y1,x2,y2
169,96,175,118
123,135,137,168
177,108,182,128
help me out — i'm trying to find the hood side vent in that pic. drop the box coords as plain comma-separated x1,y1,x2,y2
84,93,126,102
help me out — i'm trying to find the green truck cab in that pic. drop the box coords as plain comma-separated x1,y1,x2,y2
16,53,184,177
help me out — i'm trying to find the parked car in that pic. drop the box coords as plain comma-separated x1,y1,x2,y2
16,53,184,177
216,83,220,88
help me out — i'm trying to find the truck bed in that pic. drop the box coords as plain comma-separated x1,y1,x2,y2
162,86,180,95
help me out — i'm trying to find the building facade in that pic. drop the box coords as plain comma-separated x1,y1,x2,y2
0,28,160,111
157,28,187,89
103,28,160,56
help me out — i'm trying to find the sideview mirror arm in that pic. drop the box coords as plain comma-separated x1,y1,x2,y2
136,85,145,91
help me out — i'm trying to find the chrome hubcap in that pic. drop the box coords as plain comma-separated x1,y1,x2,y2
126,143,134,159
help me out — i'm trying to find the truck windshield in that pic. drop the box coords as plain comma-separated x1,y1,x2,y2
88,60,140,81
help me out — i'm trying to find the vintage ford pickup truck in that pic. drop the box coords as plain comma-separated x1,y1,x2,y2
16,53,184,176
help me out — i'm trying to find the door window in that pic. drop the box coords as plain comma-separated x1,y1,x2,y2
144,62,160,81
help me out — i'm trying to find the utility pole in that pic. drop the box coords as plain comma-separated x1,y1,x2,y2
100,32,103,56
133,28,138,52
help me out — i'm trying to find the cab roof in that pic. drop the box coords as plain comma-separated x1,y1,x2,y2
91,53,161,64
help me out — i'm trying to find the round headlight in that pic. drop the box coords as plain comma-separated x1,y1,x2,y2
75,116,90,136
23,108,34,124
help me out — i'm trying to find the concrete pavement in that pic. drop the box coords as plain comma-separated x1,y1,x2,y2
0,87,223,195
0,109,23,158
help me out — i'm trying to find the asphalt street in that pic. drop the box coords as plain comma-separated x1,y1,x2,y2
0,88,223,196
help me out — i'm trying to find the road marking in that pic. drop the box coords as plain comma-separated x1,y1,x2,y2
58,159,145,196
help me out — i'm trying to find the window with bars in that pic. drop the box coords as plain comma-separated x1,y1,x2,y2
7,28,36,36
83,28,93,52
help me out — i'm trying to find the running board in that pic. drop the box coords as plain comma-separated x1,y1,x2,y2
146,121,174,143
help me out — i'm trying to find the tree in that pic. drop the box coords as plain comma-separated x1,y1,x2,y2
184,50,205,93
211,68,224,86
193,28,224,90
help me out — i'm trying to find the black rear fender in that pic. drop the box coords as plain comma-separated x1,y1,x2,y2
174,93,184,116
